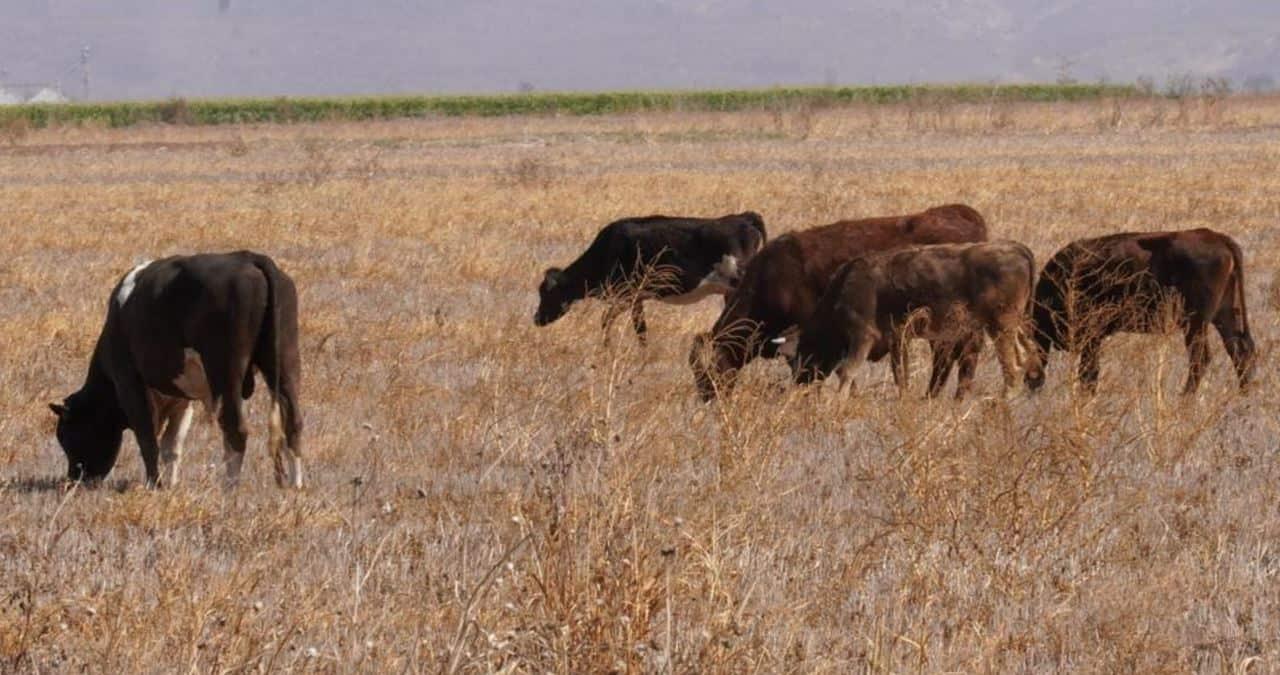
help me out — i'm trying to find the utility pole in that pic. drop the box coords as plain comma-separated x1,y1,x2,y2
80,45,90,100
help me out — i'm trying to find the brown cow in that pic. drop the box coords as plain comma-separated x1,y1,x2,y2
1026,228,1255,395
776,240,1041,399
689,204,988,400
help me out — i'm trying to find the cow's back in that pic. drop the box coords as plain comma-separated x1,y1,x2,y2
722,204,988,332
604,214,761,274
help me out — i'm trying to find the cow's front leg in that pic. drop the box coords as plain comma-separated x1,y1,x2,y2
118,377,162,487
927,341,957,398
836,335,877,399
992,328,1023,397
889,332,910,396
153,396,195,488
835,360,857,397
1076,337,1102,396
601,302,625,348
630,300,648,345
1182,318,1212,396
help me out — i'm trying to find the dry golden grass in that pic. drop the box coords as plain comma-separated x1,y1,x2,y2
3,95,1280,673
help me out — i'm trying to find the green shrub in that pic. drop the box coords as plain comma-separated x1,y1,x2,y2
0,83,1139,129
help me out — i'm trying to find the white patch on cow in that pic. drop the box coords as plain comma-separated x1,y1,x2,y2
659,280,730,306
115,260,152,307
712,254,739,283
173,349,213,409
657,255,742,306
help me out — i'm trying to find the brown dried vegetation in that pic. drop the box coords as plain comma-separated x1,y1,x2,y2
2,96,1279,672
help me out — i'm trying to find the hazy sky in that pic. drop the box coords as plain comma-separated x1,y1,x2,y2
4,1,1278,101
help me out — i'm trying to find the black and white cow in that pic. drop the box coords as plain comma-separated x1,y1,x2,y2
49,251,303,488
534,212,767,342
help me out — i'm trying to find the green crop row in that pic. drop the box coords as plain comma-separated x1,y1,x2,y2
0,83,1138,129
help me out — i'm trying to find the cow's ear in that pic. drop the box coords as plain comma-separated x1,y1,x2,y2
49,402,68,418
543,267,564,289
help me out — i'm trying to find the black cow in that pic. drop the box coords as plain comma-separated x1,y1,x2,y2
535,212,767,343
49,251,304,488
1027,228,1255,395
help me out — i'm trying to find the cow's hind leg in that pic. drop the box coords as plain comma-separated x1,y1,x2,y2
1213,304,1255,390
255,347,305,489
217,397,249,488
928,341,959,399
157,400,194,487
207,352,253,489
267,399,303,488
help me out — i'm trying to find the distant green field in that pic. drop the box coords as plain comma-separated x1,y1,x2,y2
0,83,1138,129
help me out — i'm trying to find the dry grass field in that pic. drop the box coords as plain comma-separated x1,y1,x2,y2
2,95,1280,672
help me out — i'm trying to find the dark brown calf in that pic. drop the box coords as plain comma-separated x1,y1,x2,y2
778,240,1040,399
689,204,989,400
1027,228,1255,395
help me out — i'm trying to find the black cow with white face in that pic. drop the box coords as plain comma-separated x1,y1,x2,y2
535,212,767,343
50,251,304,488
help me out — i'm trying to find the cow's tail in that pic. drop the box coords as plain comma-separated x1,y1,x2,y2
249,255,282,400
1222,235,1257,388
742,211,768,245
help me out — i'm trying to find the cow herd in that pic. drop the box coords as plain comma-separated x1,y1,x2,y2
49,203,1256,488
540,203,1255,402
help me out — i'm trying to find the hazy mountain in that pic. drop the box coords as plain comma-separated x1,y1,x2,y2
3,0,1277,101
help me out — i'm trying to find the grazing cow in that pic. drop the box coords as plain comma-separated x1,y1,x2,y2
1026,228,1254,395
689,204,988,400
49,251,304,488
776,240,1041,399
534,212,767,343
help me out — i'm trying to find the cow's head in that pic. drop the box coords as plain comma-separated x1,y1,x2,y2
535,267,575,326
689,330,753,401
783,322,882,386
49,392,125,482
1021,332,1047,392
688,333,720,400
781,326,843,384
